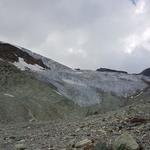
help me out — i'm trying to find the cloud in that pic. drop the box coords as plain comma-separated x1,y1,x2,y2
0,0,150,73
123,27,150,54
130,0,138,6
134,0,146,14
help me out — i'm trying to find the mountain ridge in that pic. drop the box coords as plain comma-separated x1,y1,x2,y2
0,41,150,106
0,41,150,123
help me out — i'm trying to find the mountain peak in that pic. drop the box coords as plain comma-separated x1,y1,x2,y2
141,68,150,76
0,42,48,69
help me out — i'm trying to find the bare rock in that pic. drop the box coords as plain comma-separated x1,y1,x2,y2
15,143,26,150
75,139,92,148
113,132,139,150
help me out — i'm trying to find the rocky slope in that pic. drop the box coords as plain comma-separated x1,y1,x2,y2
0,41,150,149
0,42,150,120
0,90,149,150
0,59,81,123
141,68,150,76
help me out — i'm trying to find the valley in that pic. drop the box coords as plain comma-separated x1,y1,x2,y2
0,42,149,150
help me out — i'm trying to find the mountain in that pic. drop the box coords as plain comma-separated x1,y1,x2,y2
0,41,150,149
141,68,150,76
0,42,83,123
0,41,150,123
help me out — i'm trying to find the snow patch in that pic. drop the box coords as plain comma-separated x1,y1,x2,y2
4,93,15,98
54,90,63,96
63,79,86,86
13,57,44,72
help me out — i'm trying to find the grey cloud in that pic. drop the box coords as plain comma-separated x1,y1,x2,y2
0,0,150,73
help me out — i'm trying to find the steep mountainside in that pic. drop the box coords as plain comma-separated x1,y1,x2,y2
0,88,149,150
0,60,80,123
141,68,150,76
0,41,150,123
0,41,150,149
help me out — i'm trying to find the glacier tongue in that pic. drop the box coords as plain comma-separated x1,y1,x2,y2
38,69,148,106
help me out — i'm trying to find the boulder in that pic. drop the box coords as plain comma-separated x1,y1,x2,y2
113,133,139,150
75,139,92,148
15,143,26,150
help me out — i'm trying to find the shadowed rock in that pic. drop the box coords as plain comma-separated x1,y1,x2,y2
96,68,128,74
141,68,150,76
0,43,48,69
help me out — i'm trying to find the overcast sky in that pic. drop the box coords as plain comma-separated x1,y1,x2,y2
0,0,150,73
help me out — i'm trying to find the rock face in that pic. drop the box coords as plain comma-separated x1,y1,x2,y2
0,60,79,123
93,143,108,150
113,133,140,150
0,43,48,69
75,139,92,148
15,143,26,150
96,67,128,74
141,68,150,76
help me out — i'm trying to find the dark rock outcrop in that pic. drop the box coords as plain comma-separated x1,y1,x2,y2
75,68,81,71
141,68,150,76
96,68,128,74
0,43,48,69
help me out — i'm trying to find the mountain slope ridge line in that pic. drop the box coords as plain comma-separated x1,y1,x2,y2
0,41,150,107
